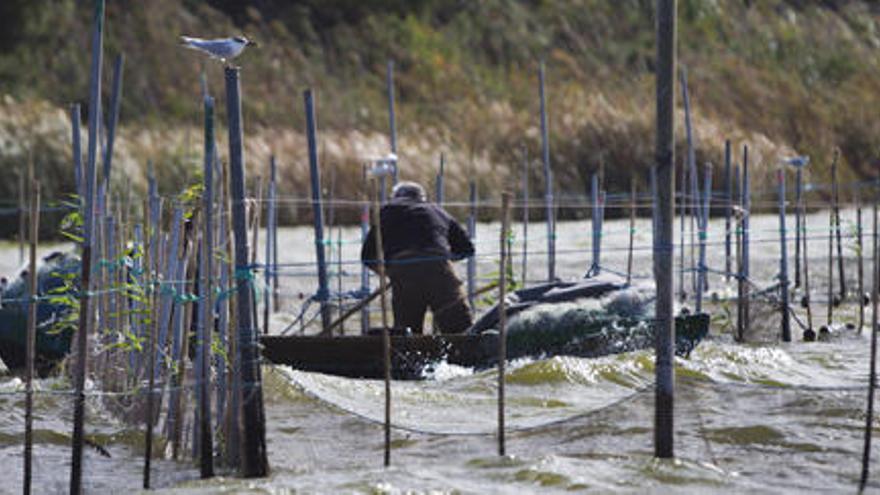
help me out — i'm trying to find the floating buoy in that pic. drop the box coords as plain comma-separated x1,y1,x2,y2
803,328,816,342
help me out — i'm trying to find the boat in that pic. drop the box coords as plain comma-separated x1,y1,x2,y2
260,275,710,379
0,251,78,373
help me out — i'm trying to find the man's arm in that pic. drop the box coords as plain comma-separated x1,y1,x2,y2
448,219,474,261
361,226,379,273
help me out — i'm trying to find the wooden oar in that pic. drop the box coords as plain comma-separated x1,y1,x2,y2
318,278,500,336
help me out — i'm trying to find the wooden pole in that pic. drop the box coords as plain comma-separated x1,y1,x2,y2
304,89,332,332
498,192,511,456
778,168,791,342
360,165,371,335
467,181,477,309
538,61,555,282
679,66,700,297
794,166,803,288
832,151,845,301
142,204,160,489
435,152,445,205
724,139,732,283
18,169,25,265
696,163,711,313
859,196,878,491
225,66,269,477
521,146,529,287
23,180,39,495
742,146,751,337
627,179,636,285
198,95,215,478
590,173,601,275
386,59,398,184
802,195,814,338
264,156,276,334
858,194,865,331
654,0,677,459
250,176,263,333
828,172,835,326
271,158,279,311
370,180,392,466
102,53,124,186
71,0,104,491
71,104,84,200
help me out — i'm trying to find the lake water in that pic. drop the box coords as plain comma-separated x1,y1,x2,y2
0,206,878,494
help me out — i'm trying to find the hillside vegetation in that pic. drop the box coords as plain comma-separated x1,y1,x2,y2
0,0,878,229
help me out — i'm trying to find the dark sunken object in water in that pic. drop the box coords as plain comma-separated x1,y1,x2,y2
0,252,79,374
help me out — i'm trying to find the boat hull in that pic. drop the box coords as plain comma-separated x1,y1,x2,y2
260,313,710,379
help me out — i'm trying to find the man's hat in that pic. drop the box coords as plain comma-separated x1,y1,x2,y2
392,181,426,202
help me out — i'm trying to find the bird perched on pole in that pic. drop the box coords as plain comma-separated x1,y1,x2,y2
180,35,257,65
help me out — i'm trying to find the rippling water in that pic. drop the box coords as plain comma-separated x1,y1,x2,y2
0,208,878,493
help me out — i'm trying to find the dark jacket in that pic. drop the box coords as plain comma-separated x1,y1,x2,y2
361,197,474,265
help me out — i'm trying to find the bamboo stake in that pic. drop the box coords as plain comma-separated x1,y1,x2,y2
198,95,215,478
304,89,332,332
538,61,555,282
832,151,845,301
859,195,878,491
724,140,732,283
18,169,25,265
521,146,529,287
654,0,676,459
370,180,392,467
778,168,791,342
858,194,865,331
71,1,104,491
467,181,477,309
225,66,268,477
696,163,711,313
498,192,511,456
742,146,751,337
23,179,39,495
627,179,636,285
802,196,815,339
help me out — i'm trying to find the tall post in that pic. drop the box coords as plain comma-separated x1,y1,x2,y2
18,170,25,265
498,192,511,456
71,104,84,200
627,179,636,285
24,180,39,495
467,181,477,309
742,146,751,337
832,152,846,301
590,173,601,276
539,61,555,282
360,165,371,335
654,0,677,459
435,153,445,205
102,53,124,185
71,1,104,492
724,140,732,282
860,198,879,491
696,164,711,313
858,195,865,331
794,166,803,288
680,67,702,297
386,59,398,184
264,155,276,333
304,89,332,332
271,158,279,310
370,181,392,466
778,168,791,342
225,66,269,478
198,95,215,478
522,146,529,286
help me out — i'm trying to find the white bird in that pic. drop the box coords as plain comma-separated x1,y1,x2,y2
180,35,257,65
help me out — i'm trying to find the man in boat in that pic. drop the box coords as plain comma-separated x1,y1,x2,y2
361,181,474,334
